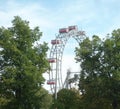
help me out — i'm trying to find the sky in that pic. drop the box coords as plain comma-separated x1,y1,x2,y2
1,0,120,90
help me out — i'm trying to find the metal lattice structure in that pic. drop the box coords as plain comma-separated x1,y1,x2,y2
47,26,86,98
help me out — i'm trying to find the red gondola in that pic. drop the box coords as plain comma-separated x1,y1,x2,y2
48,58,56,63
47,79,55,85
68,25,78,31
59,28,68,33
51,40,62,45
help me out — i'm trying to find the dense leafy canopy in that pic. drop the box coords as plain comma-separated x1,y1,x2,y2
54,88,81,109
75,29,120,109
0,16,51,109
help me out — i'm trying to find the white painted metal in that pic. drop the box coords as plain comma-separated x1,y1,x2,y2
48,26,86,97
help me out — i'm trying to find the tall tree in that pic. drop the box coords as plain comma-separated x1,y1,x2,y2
75,30,120,109
0,16,49,109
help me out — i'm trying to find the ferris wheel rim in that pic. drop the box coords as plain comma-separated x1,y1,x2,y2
48,25,86,94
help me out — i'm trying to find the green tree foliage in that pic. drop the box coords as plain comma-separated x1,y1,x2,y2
75,29,120,109
55,88,81,109
37,88,53,109
0,16,50,109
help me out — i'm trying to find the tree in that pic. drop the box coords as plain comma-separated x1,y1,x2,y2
0,16,49,109
36,88,53,109
55,88,81,109
75,30,120,109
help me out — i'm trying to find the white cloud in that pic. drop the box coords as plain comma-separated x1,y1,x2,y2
0,1,54,29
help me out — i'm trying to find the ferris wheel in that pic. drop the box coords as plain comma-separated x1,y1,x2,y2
47,25,86,97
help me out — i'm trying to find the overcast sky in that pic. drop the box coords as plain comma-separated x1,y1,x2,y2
1,0,120,90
